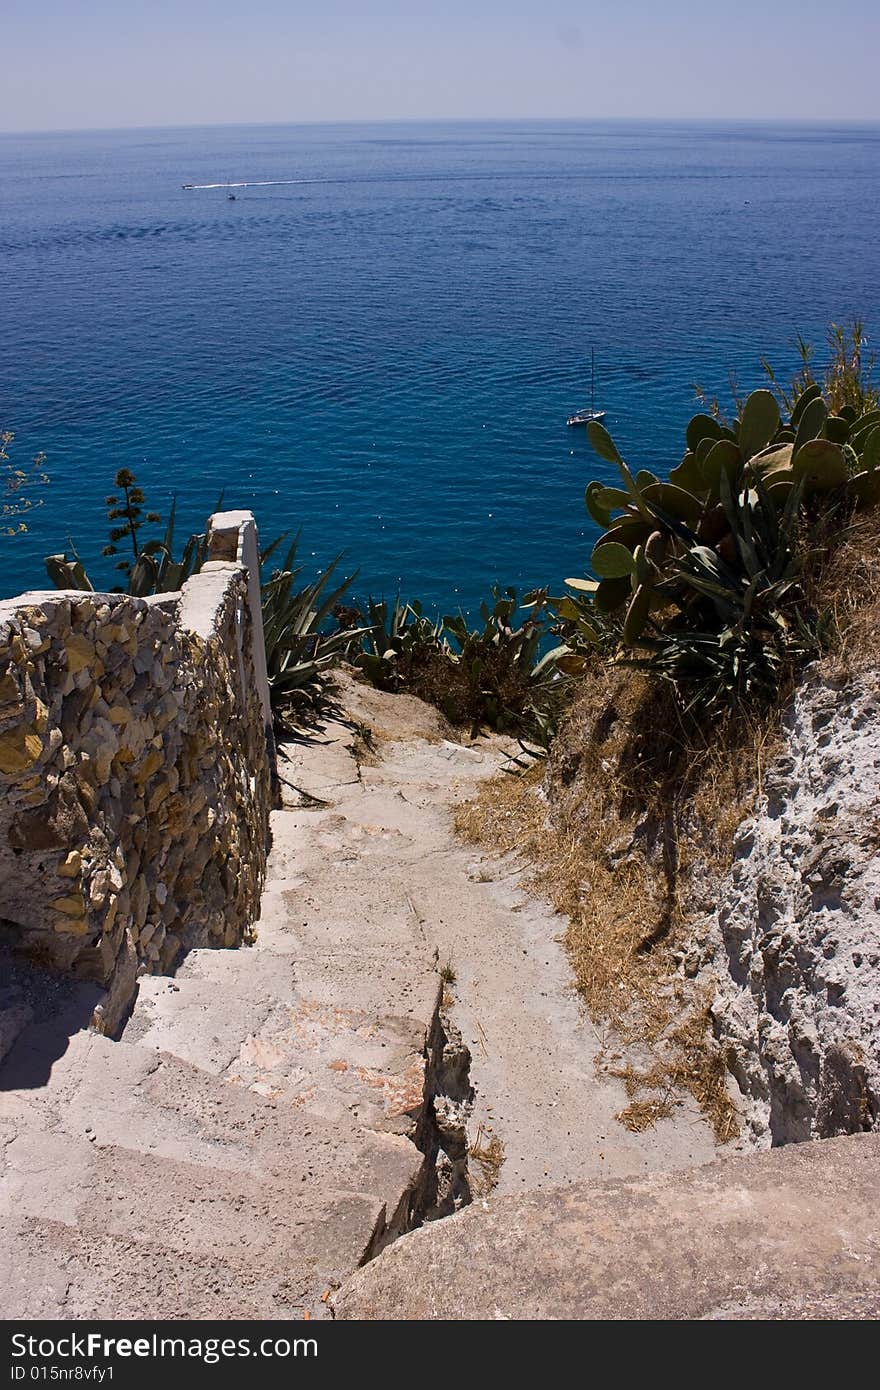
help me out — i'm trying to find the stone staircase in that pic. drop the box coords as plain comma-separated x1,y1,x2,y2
0,683,451,1320
1,1020,417,1318
1,672,729,1322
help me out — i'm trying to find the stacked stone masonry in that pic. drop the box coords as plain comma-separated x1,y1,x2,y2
0,516,272,1025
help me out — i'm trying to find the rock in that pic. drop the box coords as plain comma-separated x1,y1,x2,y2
146,781,171,814
134,748,164,785
57,851,82,879
0,671,24,721
52,915,89,936
63,635,95,675
692,669,880,1145
51,893,86,916
0,726,43,775
334,1133,880,1321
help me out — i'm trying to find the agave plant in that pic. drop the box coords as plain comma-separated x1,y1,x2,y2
43,543,95,592
351,586,568,750
44,492,220,597
260,533,365,727
128,495,215,596
354,595,446,691
440,586,566,742
623,473,820,712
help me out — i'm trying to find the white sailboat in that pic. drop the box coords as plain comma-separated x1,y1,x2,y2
567,350,606,426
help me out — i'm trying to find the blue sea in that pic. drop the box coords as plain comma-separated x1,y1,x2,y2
2,120,879,611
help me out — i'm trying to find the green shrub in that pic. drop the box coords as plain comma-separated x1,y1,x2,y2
353,586,569,750
354,595,446,691
439,587,563,740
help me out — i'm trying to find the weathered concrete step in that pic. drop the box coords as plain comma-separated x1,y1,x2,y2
124,949,294,1076
333,1132,880,1320
1,1207,356,1320
126,946,435,1132
1,1024,422,1210
0,1126,387,1319
0,1020,425,1319
0,683,469,1322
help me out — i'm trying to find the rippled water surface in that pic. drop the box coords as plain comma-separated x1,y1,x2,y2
2,120,879,608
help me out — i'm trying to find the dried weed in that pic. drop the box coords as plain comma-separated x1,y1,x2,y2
468,1124,506,1195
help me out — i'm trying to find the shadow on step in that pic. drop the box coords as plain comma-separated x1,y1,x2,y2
0,953,103,1091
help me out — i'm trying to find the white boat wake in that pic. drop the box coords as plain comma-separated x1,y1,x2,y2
181,179,313,189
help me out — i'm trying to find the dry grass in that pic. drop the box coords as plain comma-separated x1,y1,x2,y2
612,995,740,1142
805,502,880,673
439,958,457,986
457,767,668,1029
468,1124,505,1195
346,721,381,785
456,663,773,1009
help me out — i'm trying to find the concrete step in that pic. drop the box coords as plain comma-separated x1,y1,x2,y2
0,1011,424,1319
126,937,436,1133
0,1127,386,1319
124,948,294,1078
3,1025,421,1194
0,688,460,1321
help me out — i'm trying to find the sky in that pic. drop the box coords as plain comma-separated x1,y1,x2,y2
3,0,880,133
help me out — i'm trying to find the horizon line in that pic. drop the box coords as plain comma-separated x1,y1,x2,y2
2,114,880,139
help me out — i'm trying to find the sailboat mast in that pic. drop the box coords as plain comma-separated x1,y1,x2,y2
591,349,595,415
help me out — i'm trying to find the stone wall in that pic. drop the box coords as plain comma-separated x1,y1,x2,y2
0,512,273,1027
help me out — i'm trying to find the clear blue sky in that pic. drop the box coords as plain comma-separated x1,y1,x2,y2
4,0,879,132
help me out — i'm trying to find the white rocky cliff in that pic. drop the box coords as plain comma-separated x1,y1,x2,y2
700,667,880,1144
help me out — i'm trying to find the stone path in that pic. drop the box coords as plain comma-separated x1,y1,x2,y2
310,677,718,1197
0,674,716,1319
